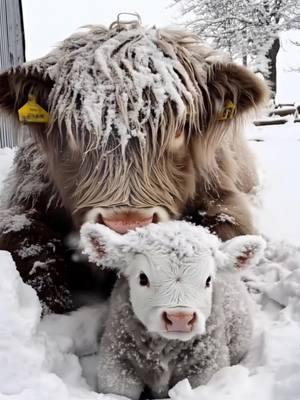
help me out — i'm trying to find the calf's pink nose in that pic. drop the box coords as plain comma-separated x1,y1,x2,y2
162,311,196,332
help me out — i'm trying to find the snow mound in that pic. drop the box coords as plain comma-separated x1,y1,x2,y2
0,250,114,400
1,238,300,400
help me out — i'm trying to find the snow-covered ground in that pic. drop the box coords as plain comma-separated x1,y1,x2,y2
1,121,300,400
247,121,300,246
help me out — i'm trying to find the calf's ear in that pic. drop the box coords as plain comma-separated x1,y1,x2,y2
220,235,266,270
80,222,128,269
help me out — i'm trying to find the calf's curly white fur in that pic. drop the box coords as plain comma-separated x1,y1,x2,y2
81,221,265,399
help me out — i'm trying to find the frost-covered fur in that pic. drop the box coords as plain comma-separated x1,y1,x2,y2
81,221,266,399
0,19,269,313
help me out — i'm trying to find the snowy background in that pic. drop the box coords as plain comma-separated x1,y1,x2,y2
0,1,300,399
21,0,300,103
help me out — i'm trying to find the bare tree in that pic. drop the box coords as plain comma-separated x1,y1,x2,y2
173,0,300,95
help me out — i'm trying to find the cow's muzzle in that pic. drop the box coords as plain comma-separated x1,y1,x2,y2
162,310,197,332
84,206,170,234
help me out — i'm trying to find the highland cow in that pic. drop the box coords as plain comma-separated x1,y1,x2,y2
81,221,265,399
0,18,269,313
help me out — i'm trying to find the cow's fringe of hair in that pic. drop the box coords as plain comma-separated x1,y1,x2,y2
50,134,196,215
39,23,226,156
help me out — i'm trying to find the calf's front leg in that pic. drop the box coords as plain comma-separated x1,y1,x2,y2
97,346,144,400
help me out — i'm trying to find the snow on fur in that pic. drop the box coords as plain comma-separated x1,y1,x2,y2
81,220,221,268
80,220,265,271
0,137,57,211
0,210,31,234
16,24,223,150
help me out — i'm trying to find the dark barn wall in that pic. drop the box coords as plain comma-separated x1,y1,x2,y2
0,0,25,148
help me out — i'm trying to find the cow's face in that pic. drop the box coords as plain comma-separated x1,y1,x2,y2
80,221,266,341
47,125,197,231
0,24,269,233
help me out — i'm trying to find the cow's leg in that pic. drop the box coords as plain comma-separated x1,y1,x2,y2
187,191,255,240
207,192,255,240
0,207,73,315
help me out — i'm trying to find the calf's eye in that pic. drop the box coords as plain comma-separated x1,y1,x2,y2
139,273,150,287
205,276,212,288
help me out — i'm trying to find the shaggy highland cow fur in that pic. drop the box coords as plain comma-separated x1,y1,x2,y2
0,20,269,313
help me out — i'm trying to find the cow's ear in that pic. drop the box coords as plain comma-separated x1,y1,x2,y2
0,65,53,120
80,222,129,270
220,235,266,270
206,63,269,123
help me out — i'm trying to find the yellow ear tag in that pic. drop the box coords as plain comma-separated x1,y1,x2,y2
217,100,237,121
18,95,49,124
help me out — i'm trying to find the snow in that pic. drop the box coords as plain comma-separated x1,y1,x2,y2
18,244,43,259
0,250,114,400
247,122,300,245
1,120,300,399
0,213,31,234
277,31,300,104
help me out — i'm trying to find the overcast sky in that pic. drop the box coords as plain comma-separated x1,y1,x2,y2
22,0,180,60
22,0,300,102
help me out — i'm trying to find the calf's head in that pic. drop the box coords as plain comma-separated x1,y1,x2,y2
0,21,269,232
81,221,265,341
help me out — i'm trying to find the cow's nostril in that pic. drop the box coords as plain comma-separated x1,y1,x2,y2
101,212,154,234
97,213,159,226
162,311,173,326
96,214,104,224
162,311,197,332
152,213,159,223
188,312,197,326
